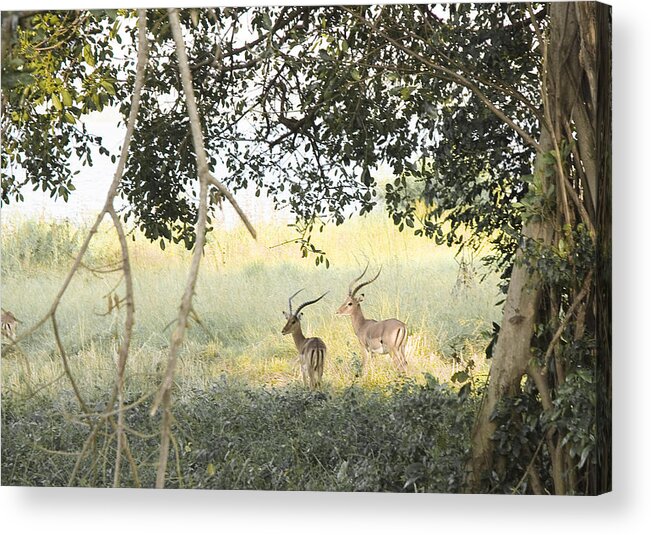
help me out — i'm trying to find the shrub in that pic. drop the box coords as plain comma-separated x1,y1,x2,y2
1,376,476,491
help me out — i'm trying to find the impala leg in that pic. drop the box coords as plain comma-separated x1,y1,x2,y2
316,348,325,390
389,347,407,373
310,364,319,390
389,350,400,372
398,347,407,372
300,354,309,387
311,363,319,391
360,347,371,377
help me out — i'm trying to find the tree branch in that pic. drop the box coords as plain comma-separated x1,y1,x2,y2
342,6,541,151
206,172,257,239
109,205,136,488
151,8,254,489
543,270,593,369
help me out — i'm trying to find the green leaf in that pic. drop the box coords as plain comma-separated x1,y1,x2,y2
458,382,471,402
83,44,95,67
61,88,73,107
100,80,116,96
558,238,565,255
578,445,591,468
206,462,215,476
400,86,415,100
51,94,62,111
451,371,469,383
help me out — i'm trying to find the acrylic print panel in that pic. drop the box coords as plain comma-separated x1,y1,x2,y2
1,2,611,494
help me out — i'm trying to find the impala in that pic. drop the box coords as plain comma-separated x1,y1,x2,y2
336,265,407,372
282,289,328,390
1,309,19,342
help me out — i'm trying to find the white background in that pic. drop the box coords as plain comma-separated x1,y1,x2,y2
1,0,648,533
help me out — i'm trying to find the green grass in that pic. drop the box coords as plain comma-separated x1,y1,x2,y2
2,214,499,395
1,213,501,489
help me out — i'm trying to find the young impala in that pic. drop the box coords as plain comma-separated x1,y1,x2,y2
336,265,407,372
282,289,328,390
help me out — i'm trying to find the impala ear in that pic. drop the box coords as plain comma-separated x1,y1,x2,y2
298,312,304,320
283,311,290,319
358,293,365,302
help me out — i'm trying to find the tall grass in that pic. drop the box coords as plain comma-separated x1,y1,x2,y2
1,213,500,398
1,213,503,489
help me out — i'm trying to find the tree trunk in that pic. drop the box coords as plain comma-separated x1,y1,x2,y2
465,2,609,493
465,129,554,492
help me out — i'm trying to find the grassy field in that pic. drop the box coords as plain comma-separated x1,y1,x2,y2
1,213,501,489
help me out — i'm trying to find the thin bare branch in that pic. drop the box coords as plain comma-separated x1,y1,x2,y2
68,420,103,486
109,205,136,488
543,270,593,368
51,313,89,415
151,8,254,489
206,172,257,239
189,306,218,344
512,435,546,494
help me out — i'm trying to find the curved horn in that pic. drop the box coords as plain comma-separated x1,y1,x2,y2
294,292,329,317
348,263,369,295
287,288,304,315
351,267,382,297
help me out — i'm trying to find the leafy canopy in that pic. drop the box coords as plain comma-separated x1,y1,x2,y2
3,5,542,265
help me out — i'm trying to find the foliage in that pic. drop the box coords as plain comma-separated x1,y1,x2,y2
488,363,596,495
490,386,546,493
4,6,541,265
1,10,126,204
1,376,476,491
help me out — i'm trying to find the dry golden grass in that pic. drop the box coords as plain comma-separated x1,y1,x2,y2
1,214,499,398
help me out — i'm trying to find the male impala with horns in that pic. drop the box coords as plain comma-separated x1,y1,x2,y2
336,265,407,373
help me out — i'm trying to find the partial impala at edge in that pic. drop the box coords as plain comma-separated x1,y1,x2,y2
1,309,20,342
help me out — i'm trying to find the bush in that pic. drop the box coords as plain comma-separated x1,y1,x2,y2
1,219,121,275
1,376,476,491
